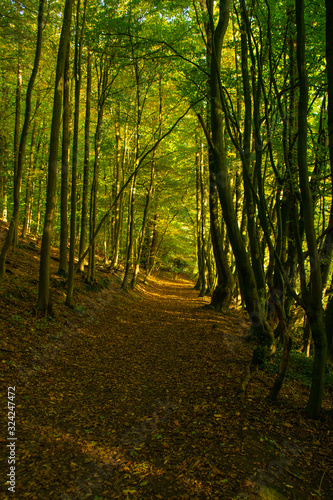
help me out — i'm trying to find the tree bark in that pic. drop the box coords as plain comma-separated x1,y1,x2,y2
22,121,37,238
0,0,44,280
78,49,91,272
59,42,71,276
209,0,274,364
66,0,86,306
110,104,122,268
37,0,74,312
296,0,326,418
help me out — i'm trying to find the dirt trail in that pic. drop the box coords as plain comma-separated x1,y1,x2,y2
3,275,333,499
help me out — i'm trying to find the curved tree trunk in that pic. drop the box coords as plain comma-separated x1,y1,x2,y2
209,0,274,364
209,157,234,312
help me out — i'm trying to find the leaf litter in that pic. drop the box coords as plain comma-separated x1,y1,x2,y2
0,234,332,499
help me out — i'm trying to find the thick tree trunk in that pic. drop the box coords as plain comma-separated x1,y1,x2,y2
37,0,74,312
209,160,234,312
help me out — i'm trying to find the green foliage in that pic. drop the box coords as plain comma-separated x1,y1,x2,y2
266,348,333,389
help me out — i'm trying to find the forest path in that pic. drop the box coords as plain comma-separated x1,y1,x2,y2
5,274,332,499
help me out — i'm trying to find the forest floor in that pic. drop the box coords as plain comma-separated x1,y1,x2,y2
1,227,333,499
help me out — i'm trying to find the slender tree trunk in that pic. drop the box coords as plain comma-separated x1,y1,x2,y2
66,0,86,306
37,0,74,312
199,141,208,296
0,137,8,222
122,46,141,290
148,212,159,275
131,159,154,288
0,0,44,280
0,134,4,219
110,105,122,268
88,103,103,282
79,49,91,272
0,75,9,221
87,57,111,283
195,144,206,295
59,42,71,275
35,175,43,235
22,121,37,238
122,172,137,290
13,59,22,228
239,0,266,303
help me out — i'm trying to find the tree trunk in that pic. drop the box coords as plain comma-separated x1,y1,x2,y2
148,212,159,276
326,0,333,369
209,0,274,364
66,0,86,306
122,46,141,290
296,0,326,418
209,158,234,312
88,104,103,283
195,143,206,296
22,120,37,238
87,58,110,283
0,137,8,222
37,0,74,312
110,104,122,268
121,172,137,290
239,2,266,303
131,160,155,288
0,76,9,222
78,49,91,272
59,42,71,276
0,0,44,280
